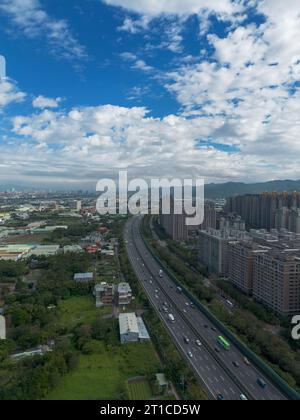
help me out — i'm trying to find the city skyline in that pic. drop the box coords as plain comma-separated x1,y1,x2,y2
0,1,300,188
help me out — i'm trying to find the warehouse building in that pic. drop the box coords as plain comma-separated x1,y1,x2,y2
0,315,6,340
74,272,94,283
119,313,150,344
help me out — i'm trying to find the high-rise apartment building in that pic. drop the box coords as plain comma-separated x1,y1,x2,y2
227,242,268,295
160,200,216,241
226,192,300,230
199,228,250,275
253,251,300,316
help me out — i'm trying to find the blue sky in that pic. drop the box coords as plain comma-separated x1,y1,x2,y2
0,0,300,188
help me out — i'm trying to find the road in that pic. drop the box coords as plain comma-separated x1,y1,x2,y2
125,216,287,401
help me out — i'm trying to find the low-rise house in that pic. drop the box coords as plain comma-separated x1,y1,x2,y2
94,283,114,308
118,283,132,306
155,374,169,394
10,345,52,361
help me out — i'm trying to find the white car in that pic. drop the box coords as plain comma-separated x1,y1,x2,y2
188,351,193,358
196,340,202,347
240,394,248,401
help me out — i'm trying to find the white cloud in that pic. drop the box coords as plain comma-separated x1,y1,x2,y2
4,100,300,186
32,95,62,109
118,15,149,34
165,2,300,165
0,78,26,108
103,0,244,19
0,0,87,61
120,52,154,73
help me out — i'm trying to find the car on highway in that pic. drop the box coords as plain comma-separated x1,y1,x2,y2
204,324,209,329
168,314,175,323
187,351,193,358
257,377,267,389
183,309,187,314
155,294,159,300
211,326,217,332
196,340,202,347
244,357,251,366
214,347,221,353
233,361,240,368
240,394,248,401
183,336,190,344
217,394,225,401
185,302,189,307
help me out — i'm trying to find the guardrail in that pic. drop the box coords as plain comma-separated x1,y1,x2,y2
141,219,300,401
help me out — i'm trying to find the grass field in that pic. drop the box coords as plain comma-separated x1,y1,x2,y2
46,342,160,400
127,378,152,400
57,296,112,331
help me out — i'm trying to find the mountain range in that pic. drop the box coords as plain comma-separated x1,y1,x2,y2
205,180,300,199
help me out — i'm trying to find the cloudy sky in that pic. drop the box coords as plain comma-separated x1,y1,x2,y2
0,0,300,188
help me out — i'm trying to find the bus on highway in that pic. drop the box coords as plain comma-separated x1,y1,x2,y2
217,336,230,350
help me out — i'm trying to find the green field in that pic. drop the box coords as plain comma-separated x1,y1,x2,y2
127,378,152,400
46,342,160,400
57,296,112,331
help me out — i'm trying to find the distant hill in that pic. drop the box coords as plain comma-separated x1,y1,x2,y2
205,180,300,199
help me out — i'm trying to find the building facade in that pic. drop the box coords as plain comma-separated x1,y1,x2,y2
253,251,300,316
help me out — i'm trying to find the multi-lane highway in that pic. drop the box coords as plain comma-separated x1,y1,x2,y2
125,216,287,401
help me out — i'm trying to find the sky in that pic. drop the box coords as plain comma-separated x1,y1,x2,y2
0,0,300,189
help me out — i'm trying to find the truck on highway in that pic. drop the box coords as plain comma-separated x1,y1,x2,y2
168,314,175,323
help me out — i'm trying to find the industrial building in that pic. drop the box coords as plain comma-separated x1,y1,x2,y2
119,313,150,344
119,313,140,343
0,315,6,340
74,272,94,283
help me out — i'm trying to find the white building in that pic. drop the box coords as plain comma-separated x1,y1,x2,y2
0,315,6,340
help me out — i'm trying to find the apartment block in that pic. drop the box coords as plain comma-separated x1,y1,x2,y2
226,192,300,230
228,242,268,294
253,251,300,316
199,228,250,275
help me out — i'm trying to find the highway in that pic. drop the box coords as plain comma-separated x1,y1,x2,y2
125,216,287,401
